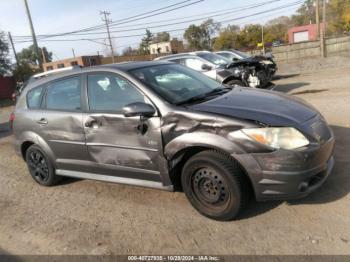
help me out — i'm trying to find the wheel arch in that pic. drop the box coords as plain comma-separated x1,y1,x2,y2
164,132,254,192
19,132,57,167
164,132,245,160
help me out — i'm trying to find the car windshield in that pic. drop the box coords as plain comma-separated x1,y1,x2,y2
130,64,225,105
232,50,250,59
196,52,231,66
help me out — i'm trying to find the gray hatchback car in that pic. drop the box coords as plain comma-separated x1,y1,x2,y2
12,61,335,220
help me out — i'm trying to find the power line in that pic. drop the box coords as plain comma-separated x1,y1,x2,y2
21,0,282,37
13,0,203,40
13,0,303,44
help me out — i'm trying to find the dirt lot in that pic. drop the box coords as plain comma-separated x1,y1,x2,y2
0,59,350,255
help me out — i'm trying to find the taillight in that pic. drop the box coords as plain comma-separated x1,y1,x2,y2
9,112,15,130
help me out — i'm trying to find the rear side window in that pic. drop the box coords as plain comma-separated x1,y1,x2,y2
217,52,232,60
183,58,205,71
46,77,81,111
27,86,44,109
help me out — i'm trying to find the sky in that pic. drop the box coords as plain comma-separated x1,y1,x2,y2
0,0,302,62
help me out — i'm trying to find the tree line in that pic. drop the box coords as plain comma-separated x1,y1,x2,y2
124,0,350,53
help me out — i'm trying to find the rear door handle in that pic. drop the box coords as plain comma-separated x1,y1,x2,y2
36,118,48,125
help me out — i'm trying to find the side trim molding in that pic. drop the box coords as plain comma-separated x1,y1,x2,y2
55,169,174,191
86,143,158,152
50,140,85,145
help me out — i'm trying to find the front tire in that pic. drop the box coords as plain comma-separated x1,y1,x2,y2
181,150,249,221
25,144,60,186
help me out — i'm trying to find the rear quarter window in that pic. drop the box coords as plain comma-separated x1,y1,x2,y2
27,86,44,109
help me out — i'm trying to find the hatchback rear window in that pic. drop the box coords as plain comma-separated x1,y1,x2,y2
27,86,44,109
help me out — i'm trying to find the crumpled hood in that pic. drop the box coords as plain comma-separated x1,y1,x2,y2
189,87,318,127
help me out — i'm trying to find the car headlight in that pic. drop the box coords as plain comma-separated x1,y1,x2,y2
232,68,242,77
231,127,309,150
260,60,273,65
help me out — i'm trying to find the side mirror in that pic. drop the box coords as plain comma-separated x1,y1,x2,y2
232,57,240,62
122,102,156,118
201,64,212,71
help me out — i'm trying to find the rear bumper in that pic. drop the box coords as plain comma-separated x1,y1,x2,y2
234,137,335,201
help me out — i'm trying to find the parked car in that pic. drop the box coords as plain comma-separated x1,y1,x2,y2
12,62,334,220
215,49,278,82
155,51,270,88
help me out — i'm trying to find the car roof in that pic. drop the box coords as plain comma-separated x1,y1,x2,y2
26,60,173,89
156,51,212,60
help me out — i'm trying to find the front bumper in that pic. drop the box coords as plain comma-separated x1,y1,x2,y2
234,137,335,201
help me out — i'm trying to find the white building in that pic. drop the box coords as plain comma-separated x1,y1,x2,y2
149,40,185,55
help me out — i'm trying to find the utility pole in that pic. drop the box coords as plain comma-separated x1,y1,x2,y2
261,25,265,55
23,0,42,71
320,0,327,57
41,48,46,64
100,11,115,63
72,48,76,58
8,32,19,67
315,0,320,39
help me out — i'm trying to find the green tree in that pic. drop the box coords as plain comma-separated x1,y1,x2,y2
152,31,170,43
290,0,350,35
139,29,153,55
264,16,291,43
201,19,221,48
327,0,350,34
13,62,39,82
184,24,207,49
184,19,221,50
0,31,11,76
239,24,263,48
291,0,316,26
17,45,52,65
213,25,241,50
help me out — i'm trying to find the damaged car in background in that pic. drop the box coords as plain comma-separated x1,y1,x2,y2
12,61,334,221
155,51,273,88
215,49,278,83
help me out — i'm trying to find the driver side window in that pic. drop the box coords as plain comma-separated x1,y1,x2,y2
87,74,145,112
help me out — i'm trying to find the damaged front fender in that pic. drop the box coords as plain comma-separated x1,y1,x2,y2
164,131,245,160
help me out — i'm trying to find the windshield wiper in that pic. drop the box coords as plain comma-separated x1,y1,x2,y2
204,87,230,97
176,87,230,106
175,94,208,106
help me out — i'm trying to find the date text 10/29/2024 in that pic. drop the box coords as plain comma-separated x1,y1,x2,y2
128,256,221,261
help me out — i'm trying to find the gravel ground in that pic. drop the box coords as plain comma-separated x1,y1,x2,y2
0,60,349,255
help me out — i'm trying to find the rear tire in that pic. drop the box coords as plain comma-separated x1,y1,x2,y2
181,150,250,221
25,144,61,186
225,79,245,87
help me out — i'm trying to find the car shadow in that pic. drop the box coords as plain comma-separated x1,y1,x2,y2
273,73,300,80
290,89,329,95
239,125,350,219
0,122,11,139
272,82,310,93
0,247,23,261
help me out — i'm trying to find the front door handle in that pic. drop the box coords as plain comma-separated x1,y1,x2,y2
36,118,48,125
